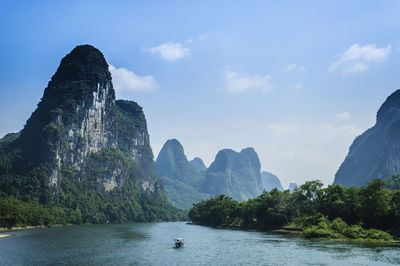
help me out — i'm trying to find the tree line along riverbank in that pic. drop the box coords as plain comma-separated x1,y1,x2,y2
188,179,400,242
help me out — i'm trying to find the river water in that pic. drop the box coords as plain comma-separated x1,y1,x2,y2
0,222,399,265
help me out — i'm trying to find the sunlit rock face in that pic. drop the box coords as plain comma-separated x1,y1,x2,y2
15,45,158,194
334,89,400,187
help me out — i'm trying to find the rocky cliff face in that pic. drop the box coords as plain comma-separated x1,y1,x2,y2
0,45,160,203
201,147,263,201
334,89,400,187
155,139,209,209
261,171,284,191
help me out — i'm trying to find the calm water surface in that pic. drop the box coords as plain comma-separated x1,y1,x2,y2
0,222,399,265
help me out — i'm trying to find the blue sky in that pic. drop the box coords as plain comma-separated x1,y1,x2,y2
1,0,400,187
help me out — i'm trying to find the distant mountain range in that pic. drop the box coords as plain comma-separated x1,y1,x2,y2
156,139,288,209
201,147,264,201
155,139,209,210
334,90,400,187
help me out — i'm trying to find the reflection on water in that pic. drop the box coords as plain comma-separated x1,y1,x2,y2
0,222,399,265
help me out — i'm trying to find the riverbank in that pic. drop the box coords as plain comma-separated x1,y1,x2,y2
189,222,303,234
0,224,69,233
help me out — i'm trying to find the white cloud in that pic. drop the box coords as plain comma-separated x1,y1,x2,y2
330,43,391,74
285,64,306,72
109,64,158,93
225,71,272,93
335,112,350,121
147,42,190,61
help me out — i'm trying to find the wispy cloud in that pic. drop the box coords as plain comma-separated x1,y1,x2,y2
147,42,190,61
330,43,391,74
109,64,158,93
225,71,272,93
335,112,350,121
285,64,306,72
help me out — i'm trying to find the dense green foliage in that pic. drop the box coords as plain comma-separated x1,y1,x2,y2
0,175,186,229
384,173,400,190
0,197,60,228
0,147,186,228
302,217,392,241
0,191,186,229
189,179,400,240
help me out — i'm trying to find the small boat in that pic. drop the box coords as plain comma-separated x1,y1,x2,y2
174,238,184,248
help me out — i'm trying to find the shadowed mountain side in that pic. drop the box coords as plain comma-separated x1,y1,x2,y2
334,89,400,187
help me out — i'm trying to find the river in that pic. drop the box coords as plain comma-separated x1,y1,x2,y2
0,222,399,265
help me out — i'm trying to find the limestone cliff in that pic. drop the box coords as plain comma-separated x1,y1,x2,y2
8,45,157,194
0,45,183,222
334,89,400,187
